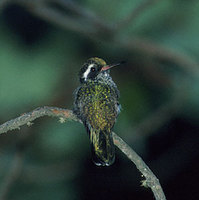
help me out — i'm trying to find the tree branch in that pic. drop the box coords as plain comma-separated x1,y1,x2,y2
50,0,113,32
117,37,199,77
1,0,198,77
0,106,166,200
16,0,199,76
115,0,160,31
113,132,166,200
0,107,78,135
15,0,97,36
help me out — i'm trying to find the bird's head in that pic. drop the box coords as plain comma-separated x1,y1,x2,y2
79,57,122,83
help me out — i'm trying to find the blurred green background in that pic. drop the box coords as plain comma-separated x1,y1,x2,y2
0,0,199,200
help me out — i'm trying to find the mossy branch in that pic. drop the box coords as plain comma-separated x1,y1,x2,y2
0,106,166,200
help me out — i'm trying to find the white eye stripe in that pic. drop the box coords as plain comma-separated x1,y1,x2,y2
83,64,94,79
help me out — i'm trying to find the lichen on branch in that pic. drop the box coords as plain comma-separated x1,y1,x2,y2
0,106,166,200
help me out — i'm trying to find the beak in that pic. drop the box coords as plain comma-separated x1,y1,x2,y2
101,61,125,71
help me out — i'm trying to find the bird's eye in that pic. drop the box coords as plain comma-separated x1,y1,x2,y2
91,67,96,72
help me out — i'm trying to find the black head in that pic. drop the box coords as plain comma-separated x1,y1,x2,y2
79,57,107,83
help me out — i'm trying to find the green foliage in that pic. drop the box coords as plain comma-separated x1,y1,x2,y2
36,121,87,161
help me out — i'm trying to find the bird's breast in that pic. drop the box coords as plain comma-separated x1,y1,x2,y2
79,83,118,130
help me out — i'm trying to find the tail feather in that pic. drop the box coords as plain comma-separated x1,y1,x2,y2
89,128,115,166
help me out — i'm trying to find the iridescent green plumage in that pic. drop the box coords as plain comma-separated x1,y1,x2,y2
74,57,120,166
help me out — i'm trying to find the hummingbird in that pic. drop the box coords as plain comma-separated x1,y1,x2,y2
73,57,121,166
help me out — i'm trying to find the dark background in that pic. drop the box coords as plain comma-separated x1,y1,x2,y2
0,0,199,199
